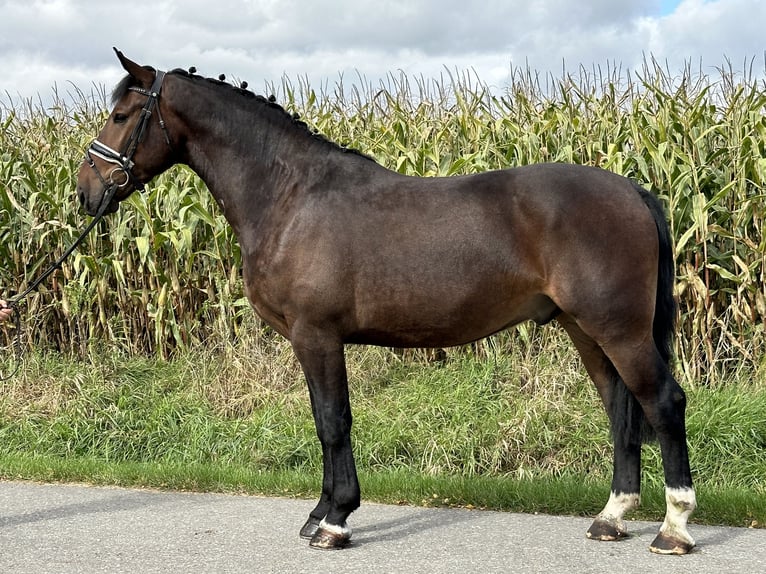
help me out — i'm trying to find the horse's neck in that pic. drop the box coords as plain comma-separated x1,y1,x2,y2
167,81,387,245
178,103,312,239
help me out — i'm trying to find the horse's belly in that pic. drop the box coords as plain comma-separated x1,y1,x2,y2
347,292,558,348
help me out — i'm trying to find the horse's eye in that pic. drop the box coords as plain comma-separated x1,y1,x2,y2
114,113,128,124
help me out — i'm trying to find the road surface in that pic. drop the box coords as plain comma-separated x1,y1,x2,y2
0,480,762,573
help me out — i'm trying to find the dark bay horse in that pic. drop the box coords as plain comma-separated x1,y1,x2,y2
77,50,696,554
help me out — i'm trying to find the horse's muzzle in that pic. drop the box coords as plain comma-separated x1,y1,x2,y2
77,184,120,216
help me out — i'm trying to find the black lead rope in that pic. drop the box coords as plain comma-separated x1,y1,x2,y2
1,67,168,380
0,183,119,380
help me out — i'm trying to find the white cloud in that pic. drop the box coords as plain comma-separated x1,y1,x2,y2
0,0,762,108
658,0,766,63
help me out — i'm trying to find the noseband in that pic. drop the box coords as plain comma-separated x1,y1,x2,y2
85,68,172,198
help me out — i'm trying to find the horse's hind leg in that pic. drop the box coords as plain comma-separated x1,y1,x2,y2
604,339,696,554
558,314,642,541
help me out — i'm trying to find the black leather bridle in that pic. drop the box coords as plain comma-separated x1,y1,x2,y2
84,68,171,196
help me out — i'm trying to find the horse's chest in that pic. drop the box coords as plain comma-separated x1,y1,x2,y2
242,266,291,338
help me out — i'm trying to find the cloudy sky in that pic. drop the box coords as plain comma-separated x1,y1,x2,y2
0,0,764,107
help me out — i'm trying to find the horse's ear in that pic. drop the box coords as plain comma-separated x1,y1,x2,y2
113,47,154,86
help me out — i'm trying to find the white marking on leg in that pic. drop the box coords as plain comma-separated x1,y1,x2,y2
659,487,696,546
319,518,352,540
597,491,640,529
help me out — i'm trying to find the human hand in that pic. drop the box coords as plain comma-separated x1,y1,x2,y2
0,300,12,322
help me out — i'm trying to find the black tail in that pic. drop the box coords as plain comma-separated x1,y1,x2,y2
609,184,677,446
634,183,677,366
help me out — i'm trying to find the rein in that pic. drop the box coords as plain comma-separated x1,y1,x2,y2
0,185,117,380
1,68,168,380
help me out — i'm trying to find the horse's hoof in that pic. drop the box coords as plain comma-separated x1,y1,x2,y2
649,532,696,555
308,520,352,550
299,516,322,540
586,518,628,541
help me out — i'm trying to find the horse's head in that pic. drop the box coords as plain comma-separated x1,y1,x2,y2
77,49,176,216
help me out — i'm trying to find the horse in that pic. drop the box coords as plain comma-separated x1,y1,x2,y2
77,50,696,554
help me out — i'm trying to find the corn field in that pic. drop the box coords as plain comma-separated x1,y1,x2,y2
1,60,765,385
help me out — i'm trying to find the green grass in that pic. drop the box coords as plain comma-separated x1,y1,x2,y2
0,455,761,529
0,341,763,528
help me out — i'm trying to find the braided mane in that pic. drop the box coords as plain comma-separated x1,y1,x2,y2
112,67,374,162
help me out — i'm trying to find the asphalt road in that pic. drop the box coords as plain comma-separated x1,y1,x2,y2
0,480,763,573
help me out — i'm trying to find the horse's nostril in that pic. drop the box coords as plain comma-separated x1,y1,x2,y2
77,188,85,206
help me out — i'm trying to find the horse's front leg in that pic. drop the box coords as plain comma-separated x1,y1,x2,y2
291,327,359,550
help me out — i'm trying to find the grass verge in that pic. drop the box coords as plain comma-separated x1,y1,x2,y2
0,454,762,529
0,341,764,529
